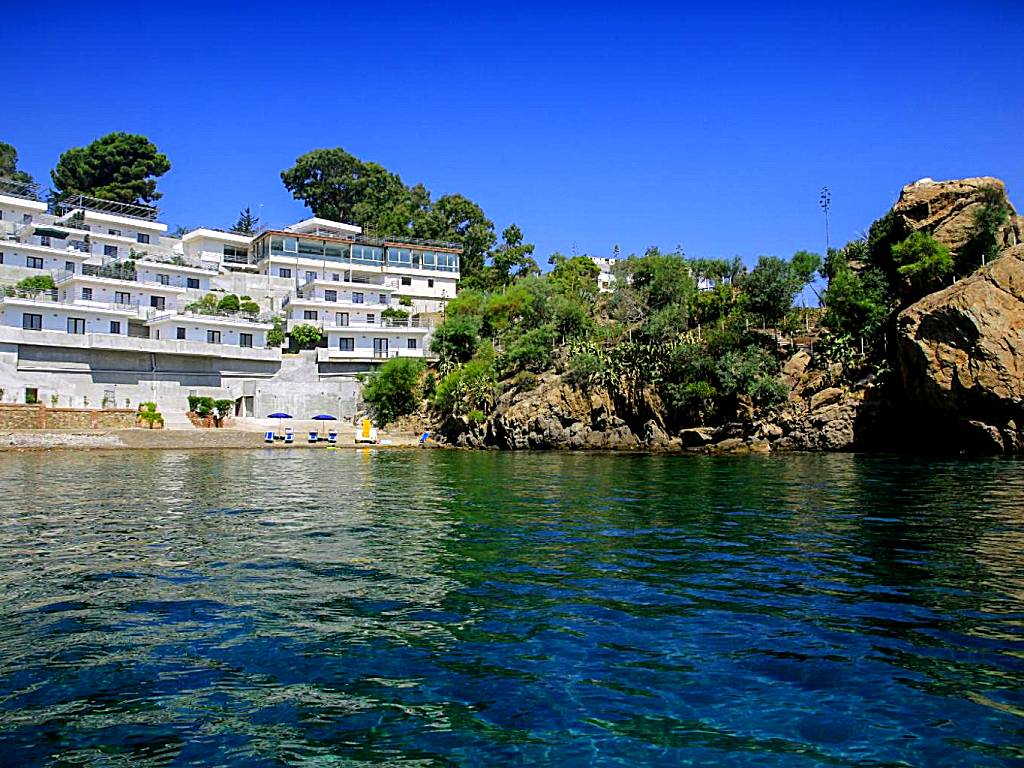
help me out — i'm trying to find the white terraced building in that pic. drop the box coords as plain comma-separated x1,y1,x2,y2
0,177,461,419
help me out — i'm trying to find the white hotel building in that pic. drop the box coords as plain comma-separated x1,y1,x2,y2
0,178,462,418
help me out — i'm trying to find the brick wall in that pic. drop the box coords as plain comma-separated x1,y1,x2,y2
0,404,137,430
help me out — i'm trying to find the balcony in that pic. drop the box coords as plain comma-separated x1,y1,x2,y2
52,193,159,222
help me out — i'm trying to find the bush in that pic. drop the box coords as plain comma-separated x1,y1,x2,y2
217,294,240,313
267,316,285,347
499,324,555,374
138,401,164,429
213,399,234,422
16,275,55,294
431,314,481,368
361,357,425,426
381,306,410,320
892,231,953,299
189,396,215,417
290,323,322,350
186,294,220,315
239,300,260,315
433,356,497,418
399,296,413,307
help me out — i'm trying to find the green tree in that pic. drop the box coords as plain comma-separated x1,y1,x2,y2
0,141,34,186
892,231,953,298
233,206,260,234
290,323,323,350
50,132,170,204
741,252,819,327
431,313,482,367
958,185,1011,274
361,357,425,426
16,275,55,294
425,194,496,288
487,224,539,287
266,316,286,347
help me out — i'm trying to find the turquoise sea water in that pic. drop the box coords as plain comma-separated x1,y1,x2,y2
0,450,1022,766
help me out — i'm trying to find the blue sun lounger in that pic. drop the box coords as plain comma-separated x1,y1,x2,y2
264,430,275,443
327,430,337,444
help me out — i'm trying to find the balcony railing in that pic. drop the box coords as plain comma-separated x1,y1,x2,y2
0,177,42,202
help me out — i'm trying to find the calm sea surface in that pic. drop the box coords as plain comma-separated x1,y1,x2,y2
0,450,1022,766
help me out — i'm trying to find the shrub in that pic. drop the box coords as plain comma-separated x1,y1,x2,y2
239,300,260,315
266,316,286,347
430,314,481,368
217,293,240,313
138,401,164,429
381,306,410,320
213,399,234,421
16,275,55,294
499,324,555,374
433,356,497,418
399,296,413,307
361,357,425,426
290,323,322,350
190,396,215,417
186,294,220,315
892,231,953,298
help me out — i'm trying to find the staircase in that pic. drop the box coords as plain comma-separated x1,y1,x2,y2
160,409,196,431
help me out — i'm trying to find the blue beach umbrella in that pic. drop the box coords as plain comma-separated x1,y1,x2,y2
268,412,292,430
311,414,337,420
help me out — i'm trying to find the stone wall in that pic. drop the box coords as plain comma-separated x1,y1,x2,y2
0,404,137,430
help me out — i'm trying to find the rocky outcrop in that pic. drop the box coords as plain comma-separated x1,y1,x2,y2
893,177,1021,253
896,244,1024,452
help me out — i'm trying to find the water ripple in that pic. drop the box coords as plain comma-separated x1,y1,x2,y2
0,450,1022,765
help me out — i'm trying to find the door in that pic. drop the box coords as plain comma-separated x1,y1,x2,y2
373,338,388,358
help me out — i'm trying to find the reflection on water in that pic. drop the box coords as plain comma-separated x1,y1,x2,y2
0,450,1022,766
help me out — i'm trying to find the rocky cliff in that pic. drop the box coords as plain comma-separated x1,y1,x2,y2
897,244,1024,452
892,176,1021,253
433,176,1024,455
893,178,1024,453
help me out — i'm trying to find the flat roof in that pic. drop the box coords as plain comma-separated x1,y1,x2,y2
287,217,362,236
146,313,271,330
181,228,254,245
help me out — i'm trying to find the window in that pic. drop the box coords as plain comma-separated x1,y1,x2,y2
407,338,417,349
427,278,434,288
157,274,170,285
150,296,166,310
279,268,291,278
110,321,121,334
401,276,412,286
27,256,43,270
81,287,93,301
22,213,32,224
137,233,150,244
64,261,75,273
67,317,85,334
366,313,376,324
22,313,42,331
107,229,121,236
338,337,354,351
24,387,37,404
176,327,186,340
186,277,199,289
40,236,51,247
303,310,317,321
336,312,348,326
352,292,364,304
115,292,131,305
305,271,317,283
240,333,253,348
324,290,337,302
0,253,3,264
104,245,118,257
331,273,340,282
207,330,222,344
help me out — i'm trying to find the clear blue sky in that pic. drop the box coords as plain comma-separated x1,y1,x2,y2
5,0,1022,271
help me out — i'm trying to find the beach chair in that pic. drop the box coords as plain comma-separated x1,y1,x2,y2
327,430,337,444
284,431,294,444
418,430,431,446
308,430,319,443
264,430,275,443
354,419,378,444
